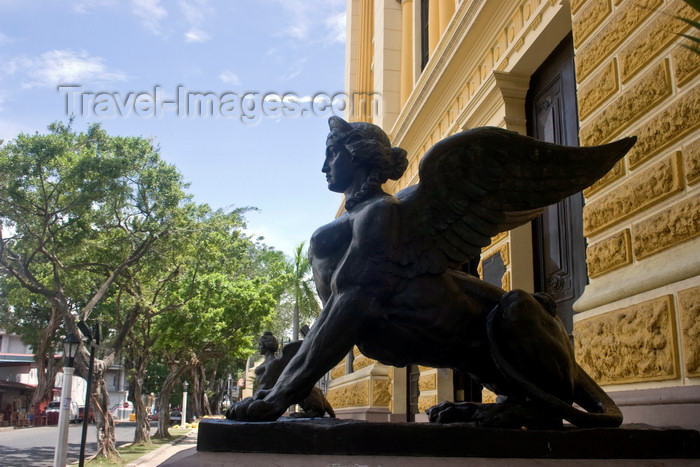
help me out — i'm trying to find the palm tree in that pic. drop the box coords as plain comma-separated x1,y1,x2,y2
679,0,700,54
289,241,320,341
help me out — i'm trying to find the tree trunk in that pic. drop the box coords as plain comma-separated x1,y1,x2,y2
92,361,121,462
29,306,61,415
154,365,185,439
130,359,151,445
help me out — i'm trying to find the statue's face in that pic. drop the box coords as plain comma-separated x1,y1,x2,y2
323,137,355,193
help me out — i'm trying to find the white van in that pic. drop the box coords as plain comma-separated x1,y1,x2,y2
45,400,79,422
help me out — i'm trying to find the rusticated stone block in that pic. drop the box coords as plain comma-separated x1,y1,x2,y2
672,40,700,87
372,379,391,407
580,60,671,146
619,0,699,82
586,229,632,278
583,152,684,236
575,0,662,80
628,85,700,168
573,0,611,48
579,59,619,120
330,363,345,380
632,194,700,259
418,373,437,392
584,159,626,196
326,379,369,408
678,286,700,377
684,138,700,186
418,394,437,413
571,0,588,15
574,296,679,385
482,388,498,404
352,353,374,372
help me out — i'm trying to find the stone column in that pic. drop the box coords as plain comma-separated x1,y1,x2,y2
400,0,414,106
438,0,455,36
428,0,440,55
355,0,374,122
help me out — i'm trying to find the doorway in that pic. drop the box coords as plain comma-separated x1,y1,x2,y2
526,34,587,339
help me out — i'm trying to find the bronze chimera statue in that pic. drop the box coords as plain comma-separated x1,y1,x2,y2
228,116,636,428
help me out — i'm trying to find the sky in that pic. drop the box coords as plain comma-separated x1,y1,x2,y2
0,0,348,256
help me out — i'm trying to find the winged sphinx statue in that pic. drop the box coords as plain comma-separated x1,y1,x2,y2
227,116,636,428
253,332,335,418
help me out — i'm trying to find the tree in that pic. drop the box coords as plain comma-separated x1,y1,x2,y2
0,121,188,460
146,208,286,438
289,241,320,340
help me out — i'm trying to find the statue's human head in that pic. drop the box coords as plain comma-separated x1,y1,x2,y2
258,331,278,356
326,116,408,210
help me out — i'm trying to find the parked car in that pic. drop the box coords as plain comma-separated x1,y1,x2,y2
169,410,181,424
45,400,79,422
78,405,95,423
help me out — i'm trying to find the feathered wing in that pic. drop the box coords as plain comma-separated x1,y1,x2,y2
390,127,636,278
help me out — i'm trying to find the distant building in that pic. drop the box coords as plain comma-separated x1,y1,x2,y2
326,0,700,429
0,330,131,419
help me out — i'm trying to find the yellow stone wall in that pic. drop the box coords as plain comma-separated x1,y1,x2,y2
340,0,700,419
572,0,700,393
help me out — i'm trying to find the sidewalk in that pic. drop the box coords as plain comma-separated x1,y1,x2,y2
126,430,198,467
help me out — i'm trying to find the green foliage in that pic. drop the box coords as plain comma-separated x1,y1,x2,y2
679,0,700,54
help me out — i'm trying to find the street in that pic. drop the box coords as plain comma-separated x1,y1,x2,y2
0,421,157,467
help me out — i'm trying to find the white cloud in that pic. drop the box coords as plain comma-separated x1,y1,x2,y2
219,70,240,86
131,0,168,35
273,0,345,44
5,49,127,88
325,11,346,44
185,28,210,43
70,0,117,14
180,0,213,43
0,31,13,43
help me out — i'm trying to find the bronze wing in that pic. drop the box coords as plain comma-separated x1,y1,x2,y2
389,127,636,278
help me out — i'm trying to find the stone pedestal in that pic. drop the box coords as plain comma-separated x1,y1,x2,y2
197,418,699,459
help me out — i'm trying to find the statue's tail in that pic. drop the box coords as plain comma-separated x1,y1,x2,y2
486,300,623,428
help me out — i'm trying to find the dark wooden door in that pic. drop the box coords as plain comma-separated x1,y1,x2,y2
526,34,586,338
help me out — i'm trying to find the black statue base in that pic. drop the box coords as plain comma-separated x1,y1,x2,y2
198,418,699,459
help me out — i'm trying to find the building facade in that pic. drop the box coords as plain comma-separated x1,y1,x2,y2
326,0,700,428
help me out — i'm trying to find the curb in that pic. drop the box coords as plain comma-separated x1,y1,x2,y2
125,430,194,467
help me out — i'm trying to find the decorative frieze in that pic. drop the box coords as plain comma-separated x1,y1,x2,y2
372,379,392,407
583,152,684,236
419,373,437,392
632,194,700,259
418,394,438,413
678,285,700,377
618,0,698,83
627,85,700,168
672,40,700,87
580,59,672,146
326,380,370,408
573,0,611,48
586,229,632,278
330,361,346,380
578,59,619,120
575,0,662,80
684,138,700,186
574,295,679,385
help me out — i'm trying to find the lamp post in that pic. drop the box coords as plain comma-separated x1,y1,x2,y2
227,374,232,406
54,333,80,467
181,381,188,427
77,321,99,467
